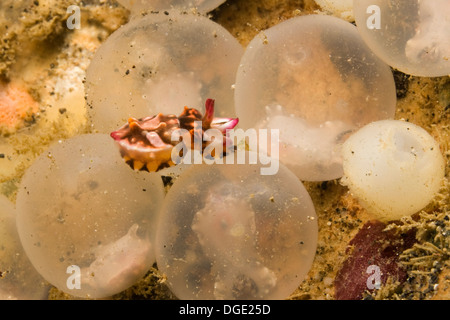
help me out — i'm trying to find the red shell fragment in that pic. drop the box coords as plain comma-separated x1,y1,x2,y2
334,220,416,300
110,99,239,172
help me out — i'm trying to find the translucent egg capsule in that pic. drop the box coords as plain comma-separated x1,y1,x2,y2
85,12,243,133
315,0,354,21
354,0,450,77
234,14,396,182
117,0,226,16
15,134,165,299
0,195,50,300
155,156,318,300
341,120,445,222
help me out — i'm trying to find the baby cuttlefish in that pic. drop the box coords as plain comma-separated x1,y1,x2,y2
110,99,239,172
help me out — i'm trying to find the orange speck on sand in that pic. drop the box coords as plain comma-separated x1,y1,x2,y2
0,82,39,133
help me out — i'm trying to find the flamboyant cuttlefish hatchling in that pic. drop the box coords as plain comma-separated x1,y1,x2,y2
110,99,239,172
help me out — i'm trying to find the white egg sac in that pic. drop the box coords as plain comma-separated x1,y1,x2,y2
341,120,445,221
354,0,450,77
15,134,165,299
85,11,243,133
117,0,226,16
155,156,318,300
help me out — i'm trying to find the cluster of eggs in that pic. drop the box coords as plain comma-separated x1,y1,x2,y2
5,0,447,300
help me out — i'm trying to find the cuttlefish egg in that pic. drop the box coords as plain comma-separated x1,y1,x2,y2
341,120,445,221
155,154,318,300
15,134,165,299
